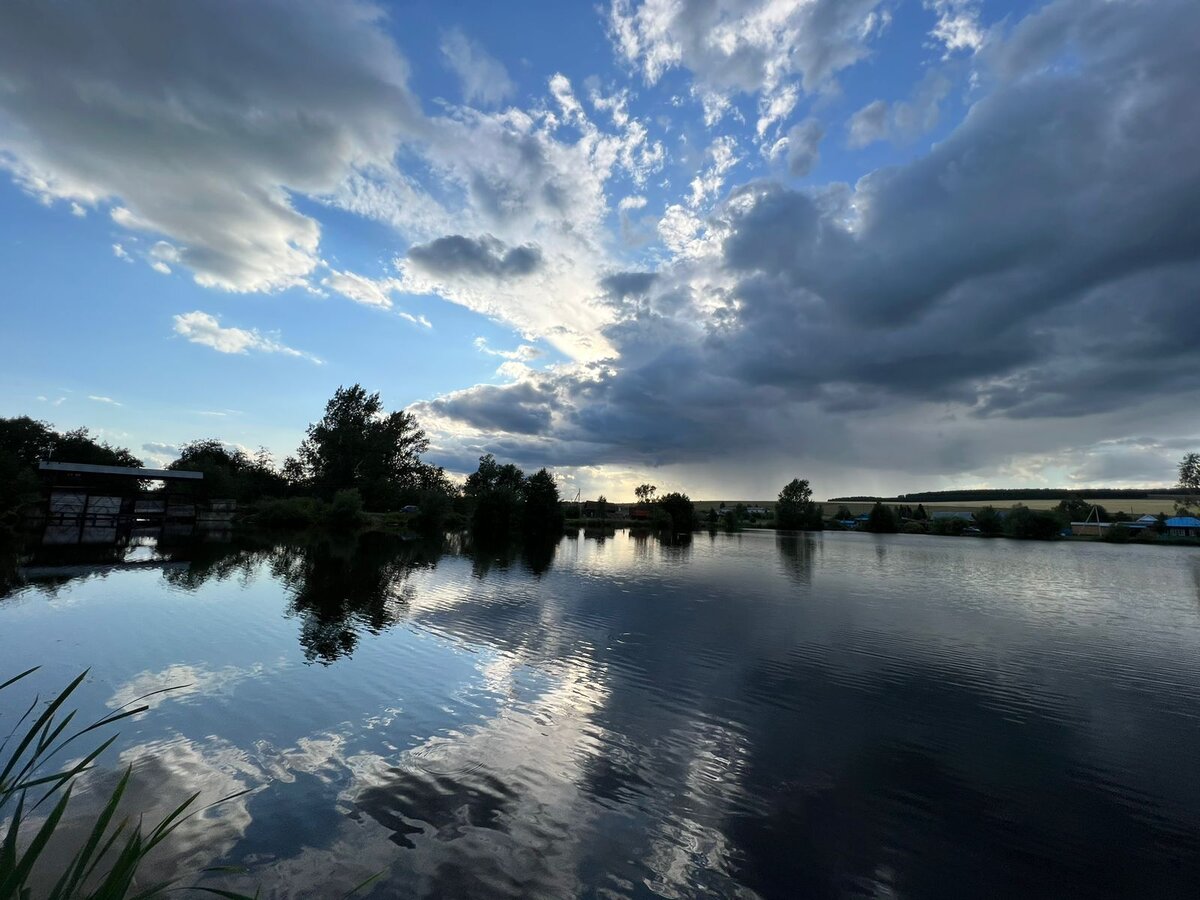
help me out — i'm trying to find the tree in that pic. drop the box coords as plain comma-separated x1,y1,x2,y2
656,492,696,533
1004,504,1062,540
1178,453,1200,514
973,506,1003,536
295,385,430,505
776,478,823,530
1179,453,1200,492
465,454,526,535
167,438,286,502
864,502,898,533
914,503,928,521
634,483,657,504
522,468,564,534
595,494,609,521
1055,496,1107,523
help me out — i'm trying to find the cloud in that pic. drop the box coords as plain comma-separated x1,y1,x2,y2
926,0,986,55
848,73,953,148
473,337,544,362
87,395,121,406
600,271,658,300
421,0,1200,493
142,442,181,457
0,0,422,292
847,99,890,148
172,311,322,363
406,234,543,280
608,0,890,129
440,28,516,107
688,136,741,208
322,269,397,309
112,243,131,262
422,381,556,435
784,118,824,176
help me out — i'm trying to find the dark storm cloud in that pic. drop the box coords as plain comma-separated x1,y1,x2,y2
600,271,658,300
406,234,543,280
426,382,554,435
427,0,1200,487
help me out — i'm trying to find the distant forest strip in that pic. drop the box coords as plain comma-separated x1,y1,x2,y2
828,488,1195,502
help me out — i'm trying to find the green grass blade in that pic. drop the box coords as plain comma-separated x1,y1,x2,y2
0,667,39,693
0,669,90,790
1,790,26,877
0,786,71,896
29,734,118,810
46,766,132,899
343,869,388,897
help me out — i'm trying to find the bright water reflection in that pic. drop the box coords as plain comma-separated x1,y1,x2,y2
3,530,1200,898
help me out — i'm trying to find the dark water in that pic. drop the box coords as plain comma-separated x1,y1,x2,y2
3,529,1200,898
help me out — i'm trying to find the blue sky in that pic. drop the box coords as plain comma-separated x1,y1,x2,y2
1,0,1196,498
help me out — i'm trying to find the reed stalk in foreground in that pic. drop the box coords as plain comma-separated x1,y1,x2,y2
0,667,384,899
0,666,262,899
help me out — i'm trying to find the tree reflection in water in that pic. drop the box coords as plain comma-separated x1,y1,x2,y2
270,532,443,664
776,532,817,585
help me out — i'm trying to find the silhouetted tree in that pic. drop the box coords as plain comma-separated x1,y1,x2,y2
168,438,286,501
465,454,525,535
914,503,928,521
864,502,898,533
522,468,564,534
294,385,431,507
634,483,657,504
656,492,696,533
776,478,823,530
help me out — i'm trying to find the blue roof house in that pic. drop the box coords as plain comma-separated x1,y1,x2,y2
1165,516,1200,536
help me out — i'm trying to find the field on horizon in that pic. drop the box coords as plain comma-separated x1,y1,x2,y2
689,498,1187,517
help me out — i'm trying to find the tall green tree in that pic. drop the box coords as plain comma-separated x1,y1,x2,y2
294,385,430,504
776,478,823,530
1179,453,1200,492
1178,453,1200,515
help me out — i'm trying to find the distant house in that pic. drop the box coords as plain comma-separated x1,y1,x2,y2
629,506,652,520
1165,516,1200,537
582,500,625,519
744,506,769,517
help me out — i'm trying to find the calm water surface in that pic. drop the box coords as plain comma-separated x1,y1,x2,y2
2,530,1200,898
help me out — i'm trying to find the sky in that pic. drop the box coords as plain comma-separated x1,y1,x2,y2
1,0,1197,500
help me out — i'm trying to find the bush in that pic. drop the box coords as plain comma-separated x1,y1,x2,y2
1101,523,1132,543
252,496,322,528
326,488,365,530
1004,505,1062,540
930,516,969,536
973,506,1004,536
